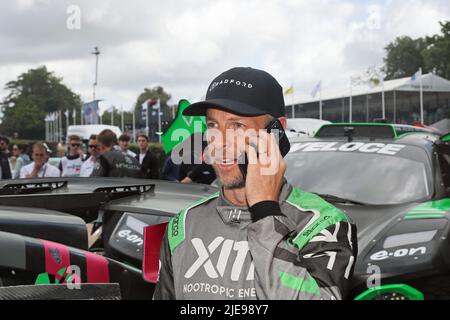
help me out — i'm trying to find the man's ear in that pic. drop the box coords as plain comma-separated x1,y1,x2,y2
278,117,287,129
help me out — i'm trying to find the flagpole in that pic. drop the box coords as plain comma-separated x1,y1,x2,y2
349,77,353,123
111,107,114,126
319,83,323,120
59,110,63,143
158,100,162,144
55,113,58,143
121,106,124,132
146,100,150,137
45,117,48,142
291,84,295,119
419,68,424,124
52,113,55,143
133,105,136,144
50,117,53,142
381,77,385,120
66,110,69,139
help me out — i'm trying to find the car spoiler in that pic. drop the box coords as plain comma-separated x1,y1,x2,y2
0,178,155,222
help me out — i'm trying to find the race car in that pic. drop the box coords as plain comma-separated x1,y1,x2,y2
0,123,449,300
284,123,450,300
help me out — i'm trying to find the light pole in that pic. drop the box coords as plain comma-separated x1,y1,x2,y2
92,46,100,101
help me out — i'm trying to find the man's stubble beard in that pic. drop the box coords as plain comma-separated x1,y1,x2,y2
212,165,246,190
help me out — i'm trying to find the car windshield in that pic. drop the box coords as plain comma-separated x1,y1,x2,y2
285,146,432,205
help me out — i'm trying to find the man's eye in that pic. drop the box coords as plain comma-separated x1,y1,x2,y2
207,122,217,129
233,122,246,129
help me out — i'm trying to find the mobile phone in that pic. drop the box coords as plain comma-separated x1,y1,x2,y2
238,119,291,178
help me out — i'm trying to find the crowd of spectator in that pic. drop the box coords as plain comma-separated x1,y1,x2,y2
0,130,216,185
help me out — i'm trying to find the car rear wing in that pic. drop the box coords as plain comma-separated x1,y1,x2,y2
0,180,67,195
0,178,155,222
314,123,397,140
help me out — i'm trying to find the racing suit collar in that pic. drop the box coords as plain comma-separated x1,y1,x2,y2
216,178,292,225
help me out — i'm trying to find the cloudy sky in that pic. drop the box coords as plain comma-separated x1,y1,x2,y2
0,0,449,113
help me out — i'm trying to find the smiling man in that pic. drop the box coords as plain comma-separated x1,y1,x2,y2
153,67,357,300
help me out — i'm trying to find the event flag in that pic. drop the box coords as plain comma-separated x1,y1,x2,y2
161,99,206,154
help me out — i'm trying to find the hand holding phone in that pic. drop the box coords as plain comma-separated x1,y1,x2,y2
243,131,287,207
239,119,290,178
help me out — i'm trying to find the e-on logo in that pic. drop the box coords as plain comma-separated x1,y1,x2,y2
370,247,427,261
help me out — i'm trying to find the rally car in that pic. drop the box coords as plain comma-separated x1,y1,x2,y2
284,123,450,300
0,123,449,300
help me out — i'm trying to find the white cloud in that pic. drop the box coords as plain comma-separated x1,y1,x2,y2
0,0,449,112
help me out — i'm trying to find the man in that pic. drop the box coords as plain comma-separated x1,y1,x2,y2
11,144,31,179
20,143,60,178
136,134,159,179
174,132,216,185
161,156,180,181
0,150,11,180
80,134,99,177
60,135,84,177
0,136,10,155
91,129,141,178
180,162,216,185
118,134,137,157
154,67,357,300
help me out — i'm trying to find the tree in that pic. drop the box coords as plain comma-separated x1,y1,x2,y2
134,86,173,129
383,36,429,80
423,21,450,80
383,21,450,81
0,66,82,139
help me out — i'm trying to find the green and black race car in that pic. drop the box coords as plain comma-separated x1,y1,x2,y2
0,123,448,300
285,123,450,300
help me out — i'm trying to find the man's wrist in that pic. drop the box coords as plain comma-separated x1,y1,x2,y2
248,201,285,222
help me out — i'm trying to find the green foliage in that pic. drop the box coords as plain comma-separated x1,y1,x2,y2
384,21,450,81
384,36,428,80
0,66,82,139
423,21,450,80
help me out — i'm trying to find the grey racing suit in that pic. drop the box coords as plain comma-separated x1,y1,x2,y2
153,181,357,300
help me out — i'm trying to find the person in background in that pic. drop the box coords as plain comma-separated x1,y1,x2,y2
0,136,10,156
0,150,11,180
136,134,159,179
12,144,31,179
60,135,84,177
175,132,216,185
20,143,60,178
91,129,141,178
161,155,181,181
180,162,216,185
118,134,137,158
80,134,99,177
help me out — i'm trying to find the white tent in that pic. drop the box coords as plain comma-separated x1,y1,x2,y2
295,73,450,105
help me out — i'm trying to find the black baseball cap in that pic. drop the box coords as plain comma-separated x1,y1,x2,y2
183,67,286,117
